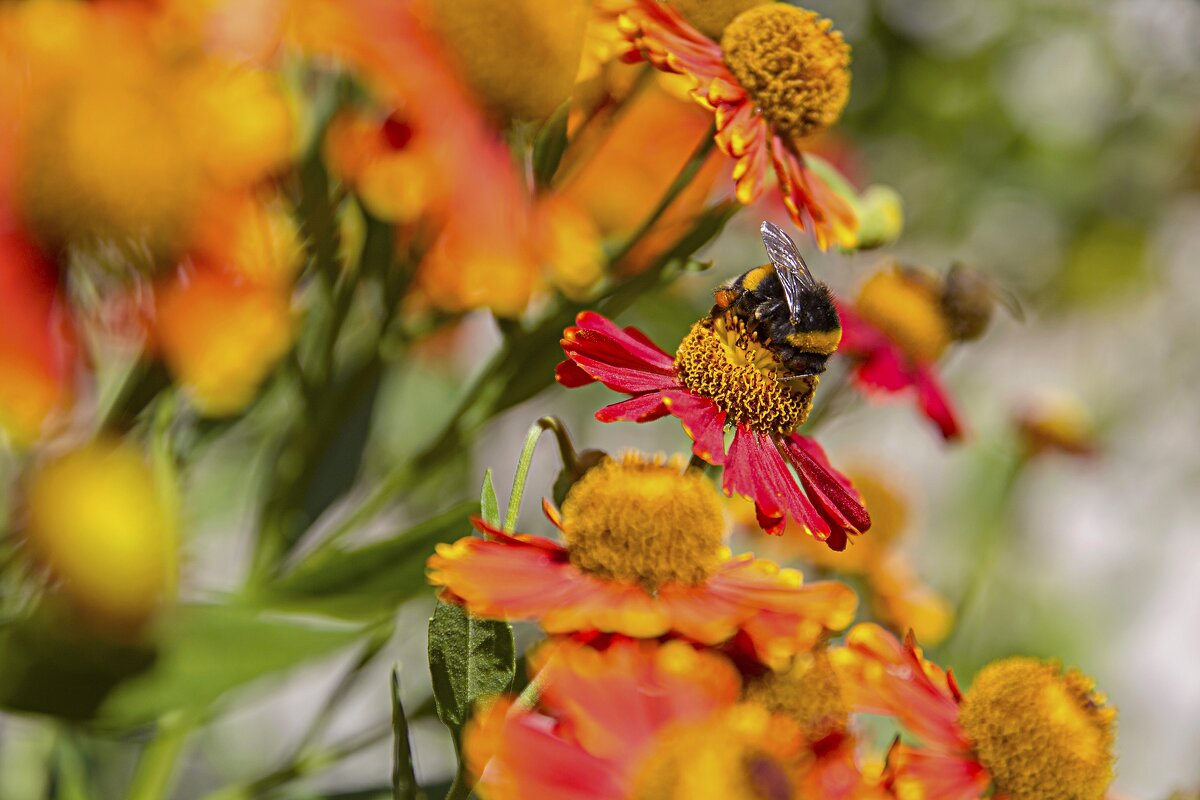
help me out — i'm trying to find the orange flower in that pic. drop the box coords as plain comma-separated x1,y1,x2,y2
428,453,856,668
833,624,1117,800
619,1,858,249
467,637,809,800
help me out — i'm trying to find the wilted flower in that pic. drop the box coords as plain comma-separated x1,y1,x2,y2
833,624,1116,800
24,439,177,631
557,312,870,549
428,453,856,668
619,0,858,248
467,637,810,800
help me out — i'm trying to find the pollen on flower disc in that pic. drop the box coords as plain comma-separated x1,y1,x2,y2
855,266,951,363
743,649,848,742
959,658,1116,800
560,454,724,591
674,314,816,435
721,5,851,142
630,705,799,800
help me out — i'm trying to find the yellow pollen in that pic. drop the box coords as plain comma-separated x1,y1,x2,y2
959,658,1116,800
560,453,725,591
854,266,951,363
631,705,798,800
667,0,770,40
674,314,816,435
721,5,851,142
743,649,848,742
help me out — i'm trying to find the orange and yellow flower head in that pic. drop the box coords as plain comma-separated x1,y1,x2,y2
833,624,1117,800
467,637,808,800
428,452,856,668
620,0,859,248
24,438,177,632
3,0,294,268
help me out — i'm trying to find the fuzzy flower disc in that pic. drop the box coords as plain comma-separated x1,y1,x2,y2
674,314,816,436
561,454,724,591
959,658,1116,800
721,5,851,141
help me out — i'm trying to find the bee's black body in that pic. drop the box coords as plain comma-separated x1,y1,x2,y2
714,223,843,378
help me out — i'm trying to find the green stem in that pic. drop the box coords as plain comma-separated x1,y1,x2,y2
199,724,392,800
125,713,191,800
504,417,572,533
607,125,717,267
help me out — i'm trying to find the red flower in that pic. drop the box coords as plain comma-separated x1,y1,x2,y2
556,311,870,549
835,279,964,441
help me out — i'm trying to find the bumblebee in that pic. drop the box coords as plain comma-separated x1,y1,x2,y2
713,221,842,378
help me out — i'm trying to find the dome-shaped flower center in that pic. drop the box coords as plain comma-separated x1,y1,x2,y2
721,5,851,142
959,658,1116,800
674,314,817,435
631,706,797,800
560,454,725,591
743,649,848,742
855,267,951,363
668,0,770,40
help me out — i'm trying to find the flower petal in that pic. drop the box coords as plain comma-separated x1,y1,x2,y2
661,389,727,465
782,435,872,537
831,624,969,752
594,391,671,423
573,311,676,372
891,745,991,800
913,364,964,441
724,425,829,538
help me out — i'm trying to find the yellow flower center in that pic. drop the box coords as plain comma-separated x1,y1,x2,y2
674,314,817,435
560,454,725,591
854,266,951,363
667,0,770,40
743,649,848,742
721,5,851,142
631,705,798,800
959,658,1116,800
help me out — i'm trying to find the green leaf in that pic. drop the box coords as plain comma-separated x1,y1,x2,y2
391,668,423,800
0,607,156,721
532,101,571,188
98,604,361,727
427,602,515,739
480,470,500,528
260,501,477,619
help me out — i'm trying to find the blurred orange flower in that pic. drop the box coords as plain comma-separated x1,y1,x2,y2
467,637,810,800
428,453,856,669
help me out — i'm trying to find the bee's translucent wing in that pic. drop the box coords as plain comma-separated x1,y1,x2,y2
760,221,815,322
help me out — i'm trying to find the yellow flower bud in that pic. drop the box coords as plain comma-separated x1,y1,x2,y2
25,440,176,631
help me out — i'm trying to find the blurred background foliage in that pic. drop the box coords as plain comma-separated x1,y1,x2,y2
1,0,1199,798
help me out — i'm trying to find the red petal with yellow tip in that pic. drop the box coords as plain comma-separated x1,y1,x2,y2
661,389,727,465
891,744,991,800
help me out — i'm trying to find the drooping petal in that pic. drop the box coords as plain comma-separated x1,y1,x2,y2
770,135,858,251
661,388,727,465
913,364,964,440
569,352,680,394
890,745,991,800
782,435,872,543
724,425,829,538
